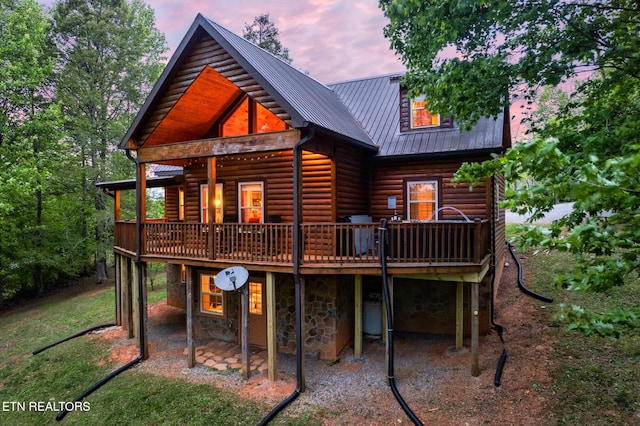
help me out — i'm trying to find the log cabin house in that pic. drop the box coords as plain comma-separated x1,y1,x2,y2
99,13,510,381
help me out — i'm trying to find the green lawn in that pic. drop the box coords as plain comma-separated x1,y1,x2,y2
0,269,311,426
508,230,640,425
1,250,638,425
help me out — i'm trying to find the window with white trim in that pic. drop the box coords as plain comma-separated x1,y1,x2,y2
410,95,440,129
238,182,264,223
407,181,438,221
200,272,225,316
200,183,223,223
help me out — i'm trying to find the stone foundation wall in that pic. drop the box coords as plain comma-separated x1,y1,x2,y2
194,281,239,343
393,277,492,335
275,274,353,361
165,264,186,309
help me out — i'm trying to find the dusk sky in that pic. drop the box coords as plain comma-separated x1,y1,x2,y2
42,0,406,84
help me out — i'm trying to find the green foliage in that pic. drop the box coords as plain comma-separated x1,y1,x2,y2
0,285,311,426
0,0,70,299
243,13,292,64
558,304,640,338
0,0,168,302
50,0,168,282
381,0,640,332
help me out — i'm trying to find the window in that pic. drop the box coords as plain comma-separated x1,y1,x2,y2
238,182,263,223
200,183,223,223
256,102,287,133
178,187,185,221
221,97,287,137
221,98,249,137
200,272,225,316
407,181,438,221
410,96,440,129
249,281,263,315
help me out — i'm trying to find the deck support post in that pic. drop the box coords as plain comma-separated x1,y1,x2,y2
114,254,122,326
123,257,133,338
133,262,149,359
354,274,363,359
241,285,250,380
186,266,195,368
266,272,277,381
299,277,306,392
471,281,480,376
456,281,464,350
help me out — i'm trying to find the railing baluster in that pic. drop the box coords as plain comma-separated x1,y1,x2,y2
113,220,488,267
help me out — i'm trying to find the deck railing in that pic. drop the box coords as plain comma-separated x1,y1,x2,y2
113,219,490,266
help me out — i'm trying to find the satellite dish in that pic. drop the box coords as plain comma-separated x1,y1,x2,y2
214,266,249,292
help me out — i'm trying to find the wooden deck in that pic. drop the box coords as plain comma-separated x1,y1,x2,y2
114,220,490,275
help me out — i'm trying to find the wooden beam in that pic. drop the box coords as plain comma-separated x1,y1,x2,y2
135,130,301,163
133,262,149,359
266,272,276,381
137,163,147,223
241,286,250,380
471,281,480,376
186,266,195,368
392,261,490,283
124,257,133,338
115,254,122,326
207,157,216,260
456,282,464,350
114,190,121,221
354,274,363,359
299,277,306,393
141,262,149,360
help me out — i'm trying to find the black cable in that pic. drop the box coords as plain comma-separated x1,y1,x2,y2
379,219,423,426
507,243,553,303
32,323,117,355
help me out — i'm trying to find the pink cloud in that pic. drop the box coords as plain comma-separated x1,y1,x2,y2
152,0,404,82
39,0,404,83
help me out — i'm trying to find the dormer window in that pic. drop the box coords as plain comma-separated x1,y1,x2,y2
399,87,453,132
410,96,440,129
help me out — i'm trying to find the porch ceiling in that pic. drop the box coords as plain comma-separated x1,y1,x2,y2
141,66,242,148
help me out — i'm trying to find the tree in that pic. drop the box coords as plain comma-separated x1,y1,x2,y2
380,0,640,335
50,0,167,282
0,0,67,301
243,13,292,64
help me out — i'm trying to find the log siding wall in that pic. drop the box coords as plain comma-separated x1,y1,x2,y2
138,33,291,145
335,144,370,219
370,156,489,222
175,150,333,223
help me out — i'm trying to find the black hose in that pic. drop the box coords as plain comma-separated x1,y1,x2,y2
494,349,507,386
257,127,315,425
32,323,116,355
57,151,148,421
490,261,507,386
507,243,553,303
487,176,508,386
379,219,423,426
55,356,142,421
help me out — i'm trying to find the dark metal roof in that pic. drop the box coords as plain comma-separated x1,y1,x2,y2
95,176,182,191
202,17,374,146
121,15,507,157
329,74,506,157
153,165,183,177
120,14,375,149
